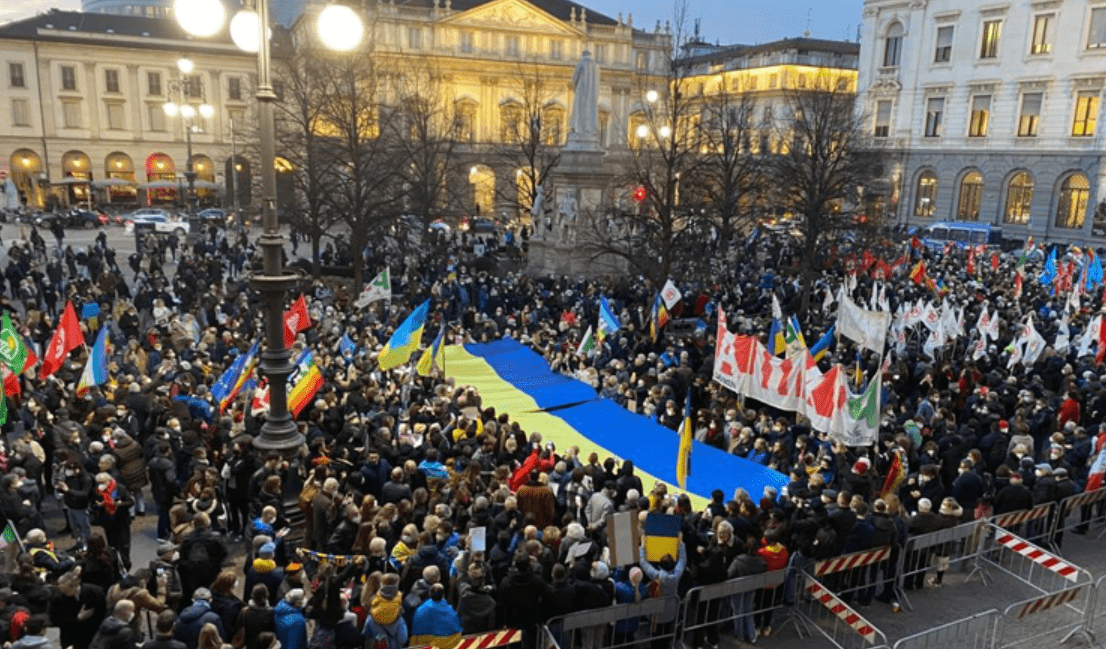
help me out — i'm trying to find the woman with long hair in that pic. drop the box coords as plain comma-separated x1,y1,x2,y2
79,530,120,590
210,568,245,637
197,622,223,649
238,583,276,649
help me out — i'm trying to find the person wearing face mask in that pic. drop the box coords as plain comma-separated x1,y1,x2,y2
951,459,985,522
89,599,138,649
58,459,93,552
325,503,361,555
147,542,183,612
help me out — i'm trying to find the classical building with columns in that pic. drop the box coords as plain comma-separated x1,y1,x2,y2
859,0,1106,243
0,0,672,214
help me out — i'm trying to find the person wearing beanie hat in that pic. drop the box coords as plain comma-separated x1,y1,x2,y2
245,543,284,607
845,458,874,503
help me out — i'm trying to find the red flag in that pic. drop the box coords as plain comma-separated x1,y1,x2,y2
1014,274,1023,300
891,255,908,271
560,310,577,326
991,253,1000,272
1098,318,1106,365
282,294,311,347
41,302,84,379
910,236,923,250
860,250,876,273
967,247,976,276
909,261,927,285
3,366,18,397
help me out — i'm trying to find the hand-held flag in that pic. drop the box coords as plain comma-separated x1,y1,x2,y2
379,300,430,371
356,267,392,308
283,294,311,347
675,392,693,491
76,326,111,397
41,302,84,379
416,325,446,377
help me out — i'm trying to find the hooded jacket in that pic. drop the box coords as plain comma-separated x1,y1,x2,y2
90,615,137,649
173,600,225,649
362,586,408,649
273,601,307,649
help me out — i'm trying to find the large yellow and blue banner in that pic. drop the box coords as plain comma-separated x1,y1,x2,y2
442,338,787,507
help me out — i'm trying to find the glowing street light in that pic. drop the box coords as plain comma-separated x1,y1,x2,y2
173,0,225,38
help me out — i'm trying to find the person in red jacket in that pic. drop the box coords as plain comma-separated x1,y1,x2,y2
508,446,556,492
754,530,789,638
1058,391,1081,429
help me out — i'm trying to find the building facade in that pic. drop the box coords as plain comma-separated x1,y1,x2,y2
0,10,267,210
1,0,671,214
859,0,1106,243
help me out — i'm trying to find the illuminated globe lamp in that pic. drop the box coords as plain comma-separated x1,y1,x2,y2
174,0,365,456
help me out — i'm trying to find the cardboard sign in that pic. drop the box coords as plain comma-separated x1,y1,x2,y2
605,511,640,567
470,526,486,553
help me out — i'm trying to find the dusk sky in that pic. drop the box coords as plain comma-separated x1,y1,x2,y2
2,0,866,46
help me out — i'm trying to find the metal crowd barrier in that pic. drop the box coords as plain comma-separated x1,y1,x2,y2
1085,574,1106,640
893,519,987,611
678,569,788,646
542,596,681,649
989,502,1056,550
978,523,1093,597
806,545,897,614
890,610,1000,649
996,582,1095,648
793,572,890,648
1052,489,1106,552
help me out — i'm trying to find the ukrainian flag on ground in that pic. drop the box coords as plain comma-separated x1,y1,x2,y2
379,300,430,370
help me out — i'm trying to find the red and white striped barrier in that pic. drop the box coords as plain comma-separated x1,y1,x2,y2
994,531,1079,582
414,629,522,649
1015,588,1082,619
1060,489,1106,517
813,546,891,577
992,502,1052,528
805,577,879,644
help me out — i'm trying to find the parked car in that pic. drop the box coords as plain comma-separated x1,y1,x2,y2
128,208,190,236
67,208,109,228
460,216,497,234
195,208,234,225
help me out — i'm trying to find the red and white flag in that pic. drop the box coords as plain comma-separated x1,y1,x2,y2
251,379,270,416
41,302,84,379
282,294,311,348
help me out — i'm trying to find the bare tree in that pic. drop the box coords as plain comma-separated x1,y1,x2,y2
388,61,464,247
687,77,762,253
771,85,884,314
493,62,563,218
317,50,404,287
273,46,343,278
585,0,703,282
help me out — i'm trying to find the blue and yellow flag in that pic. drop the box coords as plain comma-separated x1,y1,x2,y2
675,391,693,491
810,324,836,362
76,326,111,398
339,332,357,362
379,300,430,370
416,325,446,377
598,295,621,344
768,318,786,356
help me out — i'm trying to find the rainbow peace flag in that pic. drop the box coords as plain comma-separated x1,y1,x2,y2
76,326,111,397
212,342,259,413
288,349,324,417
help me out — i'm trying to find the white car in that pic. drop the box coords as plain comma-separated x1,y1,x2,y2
128,209,190,236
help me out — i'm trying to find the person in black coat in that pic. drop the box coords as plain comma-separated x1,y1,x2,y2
50,569,107,649
497,554,551,649
993,472,1033,515
89,600,139,649
141,610,188,649
178,514,228,603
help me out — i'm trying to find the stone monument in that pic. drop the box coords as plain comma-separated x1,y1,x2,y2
527,51,625,277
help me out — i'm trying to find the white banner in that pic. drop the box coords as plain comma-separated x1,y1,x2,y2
836,291,891,353
714,310,879,446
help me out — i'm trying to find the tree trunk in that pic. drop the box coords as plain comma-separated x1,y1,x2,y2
351,227,365,288
311,228,321,280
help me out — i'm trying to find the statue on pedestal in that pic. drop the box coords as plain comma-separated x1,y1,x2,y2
568,51,600,146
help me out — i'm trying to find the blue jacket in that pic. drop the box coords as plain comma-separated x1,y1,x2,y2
362,617,408,649
174,600,225,649
273,601,307,649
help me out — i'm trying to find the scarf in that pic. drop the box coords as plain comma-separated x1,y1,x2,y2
370,586,402,626
99,478,118,516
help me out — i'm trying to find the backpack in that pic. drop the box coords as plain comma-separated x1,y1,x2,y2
186,539,211,568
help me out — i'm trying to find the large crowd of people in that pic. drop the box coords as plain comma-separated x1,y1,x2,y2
0,219,1101,649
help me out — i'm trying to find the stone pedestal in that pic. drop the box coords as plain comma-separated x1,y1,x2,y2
526,147,628,277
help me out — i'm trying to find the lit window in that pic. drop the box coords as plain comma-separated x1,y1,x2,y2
1055,174,1090,229
968,95,990,137
1004,172,1033,225
1018,93,1042,137
1072,91,1100,137
1031,14,1053,54
957,171,983,220
980,20,1001,59
914,171,938,217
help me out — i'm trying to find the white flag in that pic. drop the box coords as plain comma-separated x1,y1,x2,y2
1055,316,1071,354
1077,315,1102,358
1022,315,1047,365
356,267,391,308
837,292,891,353
660,280,682,309
823,286,835,313
971,337,987,361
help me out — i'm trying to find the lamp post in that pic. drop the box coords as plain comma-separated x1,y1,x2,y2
174,0,364,455
163,57,214,214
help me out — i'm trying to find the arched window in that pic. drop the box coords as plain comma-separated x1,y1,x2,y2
1055,173,1090,229
1003,172,1033,225
914,170,938,217
956,170,983,220
883,22,904,68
